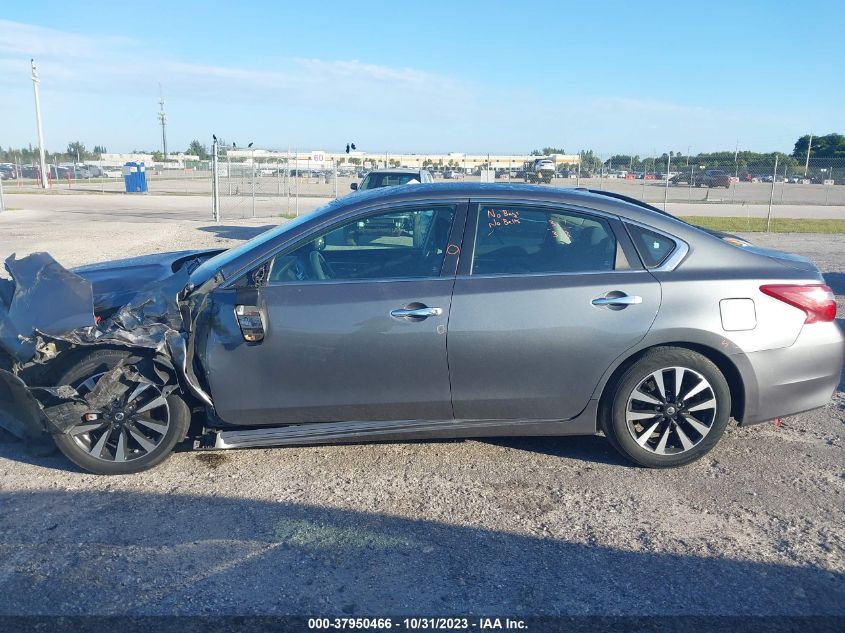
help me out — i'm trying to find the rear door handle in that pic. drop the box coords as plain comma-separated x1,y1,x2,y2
591,294,643,306
390,306,443,318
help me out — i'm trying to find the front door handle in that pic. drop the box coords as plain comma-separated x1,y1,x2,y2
591,294,643,307
390,306,443,319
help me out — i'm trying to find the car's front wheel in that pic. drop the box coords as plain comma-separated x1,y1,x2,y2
52,349,190,475
602,347,731,468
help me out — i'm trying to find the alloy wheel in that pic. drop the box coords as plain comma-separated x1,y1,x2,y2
69,372,171,463
625,366,717,455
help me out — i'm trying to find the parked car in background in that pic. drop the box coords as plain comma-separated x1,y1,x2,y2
523,158,556,184
50,165,70,179
20,165,39,179
0,164,16,179
699,170,731,188
69,165,92,179
102,167,123,178
1,183,841,475
351,168,433,192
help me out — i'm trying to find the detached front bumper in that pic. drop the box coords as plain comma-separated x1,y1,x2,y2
740,321,845,425
0,368,53,439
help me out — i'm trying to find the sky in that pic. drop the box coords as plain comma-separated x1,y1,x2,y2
0,1,841,157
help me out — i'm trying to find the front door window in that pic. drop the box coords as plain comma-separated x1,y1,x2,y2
268,205,456,283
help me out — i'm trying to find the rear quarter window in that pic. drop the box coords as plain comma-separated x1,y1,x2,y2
625,224,677,268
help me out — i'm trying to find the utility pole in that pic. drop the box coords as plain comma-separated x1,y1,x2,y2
734,139,739,179
804,134,813,176
767,154,779,232
158,84,168,159
31,59,49,189
211,135,220,222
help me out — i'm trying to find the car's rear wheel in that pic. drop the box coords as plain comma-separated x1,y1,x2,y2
52,349,190,475
602,347,731,467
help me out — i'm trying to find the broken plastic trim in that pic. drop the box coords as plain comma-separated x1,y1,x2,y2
0,252,214,439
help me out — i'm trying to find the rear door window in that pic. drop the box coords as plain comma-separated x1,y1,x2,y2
472,205,617,275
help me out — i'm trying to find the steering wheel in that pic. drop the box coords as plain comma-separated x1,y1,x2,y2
309,250,337,280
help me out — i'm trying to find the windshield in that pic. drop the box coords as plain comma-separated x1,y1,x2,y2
360,172,419,190
191,198,344,281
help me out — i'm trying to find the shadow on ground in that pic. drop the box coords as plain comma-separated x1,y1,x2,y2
198,225,276,240
0,489,842,617
482,435,630,467
0,435,627,473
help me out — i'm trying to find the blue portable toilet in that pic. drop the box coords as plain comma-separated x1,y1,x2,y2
122,162,148,193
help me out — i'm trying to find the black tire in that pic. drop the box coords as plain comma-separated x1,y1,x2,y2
602,347,731,468
52,349,190,475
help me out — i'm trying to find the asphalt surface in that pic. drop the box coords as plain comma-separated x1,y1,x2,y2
0,220,843,617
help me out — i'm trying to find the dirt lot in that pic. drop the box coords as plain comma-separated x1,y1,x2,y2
0,214,843,617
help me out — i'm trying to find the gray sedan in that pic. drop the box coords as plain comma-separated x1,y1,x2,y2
1,183,842,474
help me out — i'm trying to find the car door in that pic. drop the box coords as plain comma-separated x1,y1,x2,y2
447,201,661,421
202,201,467,426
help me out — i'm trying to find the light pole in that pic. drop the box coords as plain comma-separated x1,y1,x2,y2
804,134,813,176
31,59,49,189
158,84,168,159
211,135,220,223
250,142,255,218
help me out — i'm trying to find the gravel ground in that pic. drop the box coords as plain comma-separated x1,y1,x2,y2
0,215,843,617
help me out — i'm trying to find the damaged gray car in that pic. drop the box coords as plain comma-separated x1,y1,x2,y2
1,183,843,475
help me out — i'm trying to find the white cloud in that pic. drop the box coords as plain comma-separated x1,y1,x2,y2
0,19,814,153
0,19,134,59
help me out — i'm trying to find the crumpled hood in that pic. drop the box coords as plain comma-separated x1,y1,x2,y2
73,249,223,312
0,250,219,440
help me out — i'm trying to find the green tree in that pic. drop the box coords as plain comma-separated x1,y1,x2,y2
577,150,602,172
187,140,209,160
531,147,566,156
67,141,87,161
92,145,107,156
792,133,845,160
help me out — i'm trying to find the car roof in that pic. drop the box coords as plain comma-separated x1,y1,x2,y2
202,181,783,285
366,168,426,174
337,181,666,215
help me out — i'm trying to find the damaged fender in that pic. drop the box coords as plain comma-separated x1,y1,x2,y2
0,252,214,439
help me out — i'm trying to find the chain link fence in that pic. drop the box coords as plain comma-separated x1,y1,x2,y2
215,152,351,219
4,149,844,221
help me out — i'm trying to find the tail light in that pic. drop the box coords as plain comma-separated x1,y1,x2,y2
760,284,837,323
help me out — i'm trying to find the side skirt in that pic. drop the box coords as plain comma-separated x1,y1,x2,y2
211,400,599,450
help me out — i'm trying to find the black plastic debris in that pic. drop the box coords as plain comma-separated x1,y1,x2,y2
0,253,95,363
0,252,210,440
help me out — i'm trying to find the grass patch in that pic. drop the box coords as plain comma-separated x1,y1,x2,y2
680,216,845,234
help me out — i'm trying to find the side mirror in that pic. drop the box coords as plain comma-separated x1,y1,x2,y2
235,304,265,342
350,182,358,191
